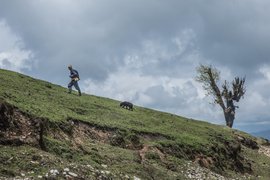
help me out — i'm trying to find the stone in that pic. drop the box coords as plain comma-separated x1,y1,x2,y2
134,176,141,180
68,172,78,177
64,168,70,172
101,164,108,168
125,175,129,178
49,169,59,176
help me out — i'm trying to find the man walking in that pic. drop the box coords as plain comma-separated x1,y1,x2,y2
68,65,81,96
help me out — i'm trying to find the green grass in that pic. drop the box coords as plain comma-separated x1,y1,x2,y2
0,68,270,179
0,69,234,148
242,146,270,179
0,145,63,178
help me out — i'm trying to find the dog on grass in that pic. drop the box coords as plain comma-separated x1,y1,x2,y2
120,101,133,111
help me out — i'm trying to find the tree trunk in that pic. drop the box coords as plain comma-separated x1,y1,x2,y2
224,110,235,128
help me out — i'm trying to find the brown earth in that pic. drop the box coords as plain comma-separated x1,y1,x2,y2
259,145,270,158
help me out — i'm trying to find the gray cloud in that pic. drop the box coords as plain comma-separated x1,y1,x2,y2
0,20,34,72
1,0,270,132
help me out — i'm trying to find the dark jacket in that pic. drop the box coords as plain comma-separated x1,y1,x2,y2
69,69,79,79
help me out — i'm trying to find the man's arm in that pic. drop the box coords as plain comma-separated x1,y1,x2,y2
70,70,79,78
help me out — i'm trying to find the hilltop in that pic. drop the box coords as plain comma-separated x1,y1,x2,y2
0,68,270,179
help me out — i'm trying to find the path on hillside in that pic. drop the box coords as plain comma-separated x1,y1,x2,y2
259,145,270,157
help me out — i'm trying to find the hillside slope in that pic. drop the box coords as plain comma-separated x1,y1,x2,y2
0,68,270,179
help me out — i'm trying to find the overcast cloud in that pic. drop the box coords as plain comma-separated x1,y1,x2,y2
0,0,270,133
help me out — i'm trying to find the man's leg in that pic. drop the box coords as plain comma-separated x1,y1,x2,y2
68,81,74,93
74,81,81,96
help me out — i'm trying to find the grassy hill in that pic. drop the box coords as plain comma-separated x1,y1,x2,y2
0,68,270,179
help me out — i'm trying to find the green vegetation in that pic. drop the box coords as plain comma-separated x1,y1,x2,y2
0,69,232,148
0,68,270,179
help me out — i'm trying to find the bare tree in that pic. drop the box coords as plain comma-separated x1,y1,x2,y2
196,65,246,128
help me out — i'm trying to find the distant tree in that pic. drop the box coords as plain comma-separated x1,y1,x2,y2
195,64,246,128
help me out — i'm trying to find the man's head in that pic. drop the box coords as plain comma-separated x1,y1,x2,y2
68,65,72,70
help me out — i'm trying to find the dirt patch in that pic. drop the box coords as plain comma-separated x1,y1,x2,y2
210,140,252,174
139,131,173,141
139,145,166,163
138,145,149,163
71,120,113,144
159,138,253,175
66,119,171,151
194,154,214,168
0,101,45,149
236,135,259,149
259,145,270,158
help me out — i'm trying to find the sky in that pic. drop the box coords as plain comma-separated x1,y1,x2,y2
0,0,270,133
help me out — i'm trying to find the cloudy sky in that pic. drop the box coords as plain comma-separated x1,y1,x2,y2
0,0,270,133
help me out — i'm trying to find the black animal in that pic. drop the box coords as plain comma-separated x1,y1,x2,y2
120,101,133,111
